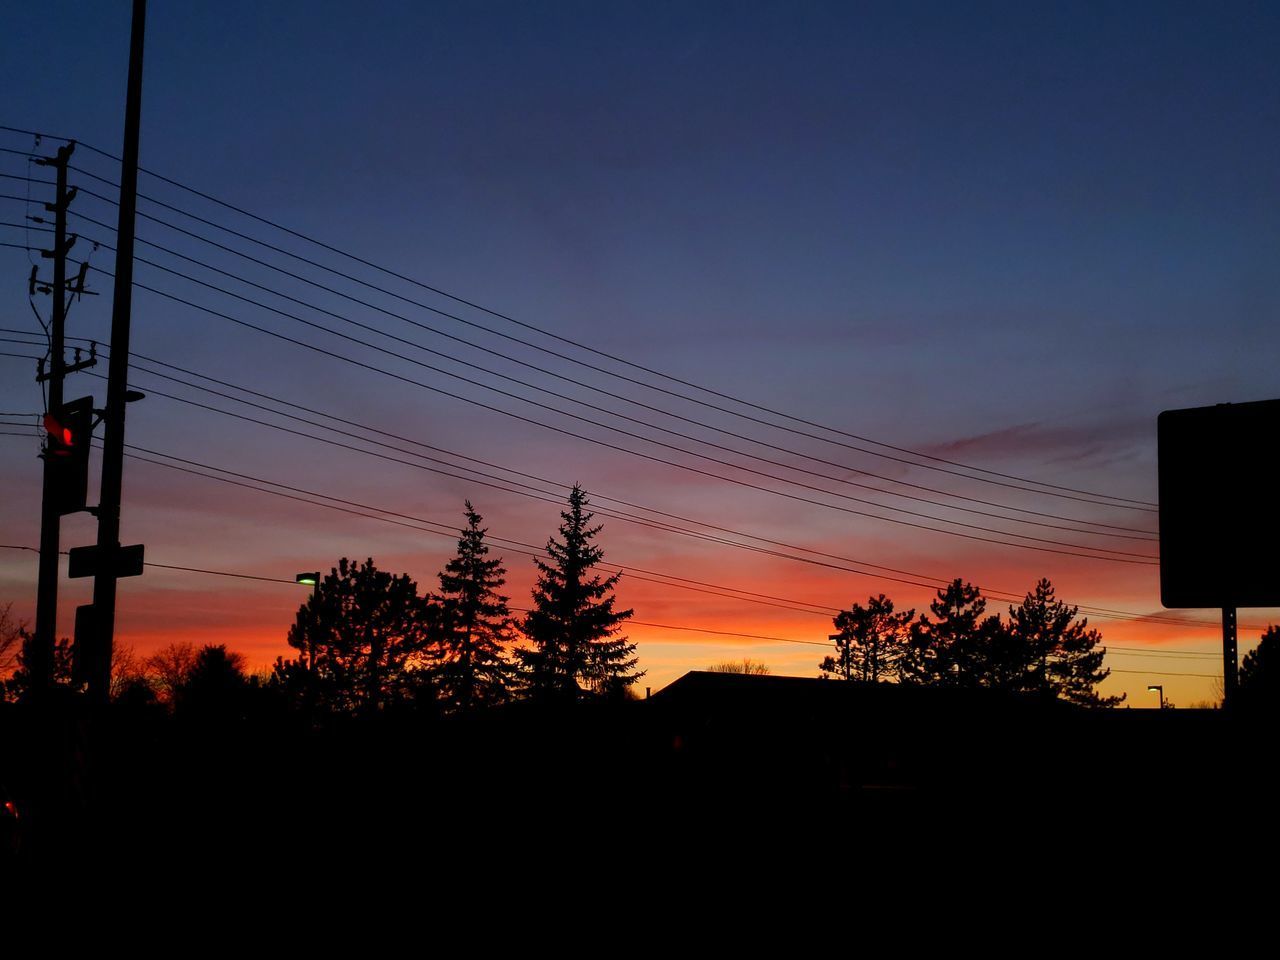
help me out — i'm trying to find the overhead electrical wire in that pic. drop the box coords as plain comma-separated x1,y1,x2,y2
0,127,1243,682
42,196,1157,536
0,409,1225,632
0,234,1158,566
0,135,1228,642
1,214,1161,552
0,326,1241,630
0,541,1232,672
92,261,1167,561
0,545,1231,671
0,125,1157,510
116,446,844,619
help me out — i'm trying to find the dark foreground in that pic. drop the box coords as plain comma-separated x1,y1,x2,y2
1,672,1272,864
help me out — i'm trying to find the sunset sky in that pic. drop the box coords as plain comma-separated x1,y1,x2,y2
2,1,1278,706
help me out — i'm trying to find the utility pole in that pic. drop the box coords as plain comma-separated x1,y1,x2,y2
30,141,81,695
89,0,147,704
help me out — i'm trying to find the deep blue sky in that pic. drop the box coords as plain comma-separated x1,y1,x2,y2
2,1,1277,699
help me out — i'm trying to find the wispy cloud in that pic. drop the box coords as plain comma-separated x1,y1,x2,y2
917,415,1149,467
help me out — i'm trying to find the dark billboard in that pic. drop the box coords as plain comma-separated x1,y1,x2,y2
1158,399,1280,609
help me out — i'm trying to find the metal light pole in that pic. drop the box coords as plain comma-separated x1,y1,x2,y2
1147,684,1165,710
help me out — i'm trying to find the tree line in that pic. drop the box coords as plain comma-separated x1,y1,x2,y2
821,578,1122,706
5,482,1279,713
2,484,643,713
270,483,642,715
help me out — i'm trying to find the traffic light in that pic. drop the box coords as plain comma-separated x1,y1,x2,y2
44,395,93,515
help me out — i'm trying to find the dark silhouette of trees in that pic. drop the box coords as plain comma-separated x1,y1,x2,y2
901,578,988,686
1004,578,1123,707
519,484,642,700
144,641,198,705
3,633,72,702
821,594,915,682
0,602,22,683
2,616,149,704
108,644,147,702
815,578,1121,706
429,501,517,712
176,645,249,716
966,614,1032,693
707,658,771,675
1239,624,1278,711
275,557,433,714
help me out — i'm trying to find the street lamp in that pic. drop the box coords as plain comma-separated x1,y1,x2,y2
295,572,320,671
1147,684,1165,710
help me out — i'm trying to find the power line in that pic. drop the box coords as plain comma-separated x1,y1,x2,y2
93,358,1225,625
58,223,1159,555
1107,669,1222,679
0,545,1238,670
91,252,1162,563
112,157,1155,508
0,543,313,586
68,431,1240,630
8,236,1155,564
105,441,849,619
0,127,1156,509
111,361,1172,598
8,328,948,593
620,621,828,647
45,199,1159,536
143,561,300,585
0,160,1240,641
114,445,840,619
0,332,1242,629
7,330,1141,614
114,374,1220,627
2,211,1159,547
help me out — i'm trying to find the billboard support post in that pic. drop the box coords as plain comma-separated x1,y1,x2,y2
1222,607,1237,710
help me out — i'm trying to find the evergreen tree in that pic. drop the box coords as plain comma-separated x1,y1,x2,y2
821,594,914,682
520,484,642,700
275,557,433,714
430,501,516,712
1005,578,1124,707
967,614,1029,692
901,578,986,686
1238,624,1278,712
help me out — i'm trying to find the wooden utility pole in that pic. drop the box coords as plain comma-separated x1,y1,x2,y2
30,141,78,695
89,0,147,704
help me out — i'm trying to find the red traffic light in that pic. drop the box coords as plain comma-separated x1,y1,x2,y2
43,412,74,450
46,397,93,514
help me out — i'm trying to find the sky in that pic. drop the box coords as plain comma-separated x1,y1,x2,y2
1,0,1278,705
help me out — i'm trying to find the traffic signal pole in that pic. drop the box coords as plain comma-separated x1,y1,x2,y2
89,0,147,704
30,142,76,696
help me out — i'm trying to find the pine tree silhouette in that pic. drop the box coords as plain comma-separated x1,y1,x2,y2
431,501,516,712
520,484,642,700
901,578,987,686
1006,578,1123,707
821,594,914,682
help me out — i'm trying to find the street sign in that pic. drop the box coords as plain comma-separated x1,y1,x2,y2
68,543,145,580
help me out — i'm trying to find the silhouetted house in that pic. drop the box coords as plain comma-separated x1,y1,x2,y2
647,671,1087,807
643,672,1273,814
